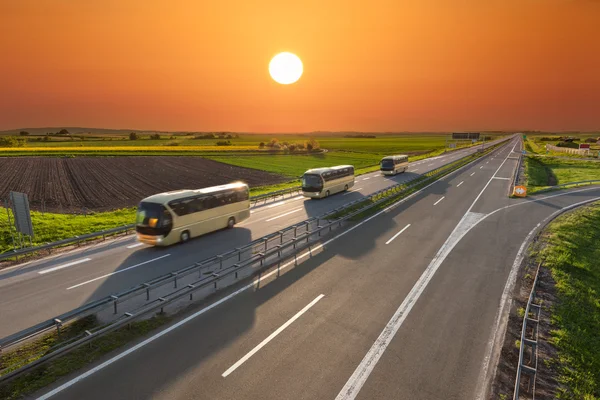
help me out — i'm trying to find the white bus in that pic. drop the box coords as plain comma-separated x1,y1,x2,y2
380,155,409,175
135,182,250,246
301,165,355,199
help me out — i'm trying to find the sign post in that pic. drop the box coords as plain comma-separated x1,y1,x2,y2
9,191,34,247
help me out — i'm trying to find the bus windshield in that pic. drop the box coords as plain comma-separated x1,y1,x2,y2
380,159,394,169
136,202,171,228
302,174,323,192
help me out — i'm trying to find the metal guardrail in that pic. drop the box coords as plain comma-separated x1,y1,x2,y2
0,225,136,262
250,186,302,206
0,142,506,382
513,262,542,399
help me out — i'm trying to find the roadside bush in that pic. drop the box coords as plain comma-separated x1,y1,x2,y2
268,138,279,147
296,142,305,150
150,134,161,140
0,136,26,147
288,143,297,152
585,138,596,143
556,141,579,149
271,142,281,150
258,142,265,149
129,132,139,140
19,131,29,136
306,138,320,151
216,140,232,146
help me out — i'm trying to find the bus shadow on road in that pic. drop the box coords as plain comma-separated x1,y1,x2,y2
59,178,457,398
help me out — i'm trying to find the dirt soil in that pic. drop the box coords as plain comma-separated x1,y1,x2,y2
489,241,561,399
0,157,287,212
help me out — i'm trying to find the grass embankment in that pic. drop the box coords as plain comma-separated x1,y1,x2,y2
524,156,600,193
0,314,169,400
533,202,600,399
0,207,135,255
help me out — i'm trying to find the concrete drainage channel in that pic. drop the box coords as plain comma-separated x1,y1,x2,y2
0,141,508,384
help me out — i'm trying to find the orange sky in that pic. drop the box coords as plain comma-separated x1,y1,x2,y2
1,0,599,132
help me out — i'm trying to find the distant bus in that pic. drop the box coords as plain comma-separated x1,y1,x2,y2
135,182,250,246
380,155,409,175
301,165,355,199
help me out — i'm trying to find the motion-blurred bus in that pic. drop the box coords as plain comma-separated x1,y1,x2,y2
380,155,409,175
301,165,355,199
135,182,250,246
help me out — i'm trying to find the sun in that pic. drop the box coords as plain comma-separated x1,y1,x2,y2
269,52,303,85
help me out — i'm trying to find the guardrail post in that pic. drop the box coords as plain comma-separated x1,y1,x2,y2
218,255,223,270
236,248,241,261
54,318,62,338
279,231,284,244
263,238,268,253
111,295,118,314
212,273,219,290
188,284,195,300
234,264,239,279
143,283,150,300
172,272,178,288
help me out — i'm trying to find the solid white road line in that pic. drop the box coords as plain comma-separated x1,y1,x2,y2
480,166,484,169
411,168,419,172
433,196,445,206
222,294,325,378
66,254,171,290
385,224,411,245
126,243,144,249
267,201,287,208
37,142,507,400
456,181,464,187
343,188,363,196
362,177,371,181
492,177,511,180
470,172,476,176
38,258,91,275
265,207,303,222
335,140,517,400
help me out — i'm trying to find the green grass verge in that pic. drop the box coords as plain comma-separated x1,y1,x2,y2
534,202,600,399
0,207,136,255
524,156,600,193
0,314,170,400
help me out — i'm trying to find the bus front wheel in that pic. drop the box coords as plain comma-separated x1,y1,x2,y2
227,217,235,229
325,190,330,198
181,230,190,243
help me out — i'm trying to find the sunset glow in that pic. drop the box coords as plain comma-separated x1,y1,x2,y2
0,0,599,132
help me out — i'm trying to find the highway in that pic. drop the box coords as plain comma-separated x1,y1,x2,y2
0,140,506,340
33,137,600,400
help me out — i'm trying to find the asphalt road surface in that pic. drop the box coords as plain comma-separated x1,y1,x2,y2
0,139,508,339
32,137,600,400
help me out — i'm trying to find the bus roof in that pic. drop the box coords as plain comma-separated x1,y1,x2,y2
381,155,408,160
141,182,248,204
303,165,354,175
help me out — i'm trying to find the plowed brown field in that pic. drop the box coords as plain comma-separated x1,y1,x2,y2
0,157,287,212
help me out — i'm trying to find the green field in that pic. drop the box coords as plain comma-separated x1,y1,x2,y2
524,156,600,193
535,202,600,399
523,134,600,158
